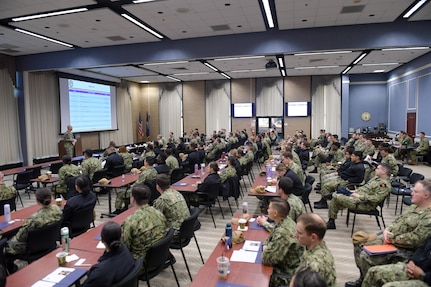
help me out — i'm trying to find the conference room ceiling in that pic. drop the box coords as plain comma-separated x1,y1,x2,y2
1,0,431,83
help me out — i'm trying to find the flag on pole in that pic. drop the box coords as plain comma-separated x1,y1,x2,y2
137,113,143,141
145,112,150,137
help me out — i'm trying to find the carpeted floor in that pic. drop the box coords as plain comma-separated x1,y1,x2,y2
7,159,431,287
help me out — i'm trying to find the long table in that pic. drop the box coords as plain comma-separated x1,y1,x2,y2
190,213,272,287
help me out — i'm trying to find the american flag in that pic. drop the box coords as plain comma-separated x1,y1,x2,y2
138,113,143,140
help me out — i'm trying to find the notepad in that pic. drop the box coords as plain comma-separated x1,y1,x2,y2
172,182,188,186
363,244,397,255
265,186,277,193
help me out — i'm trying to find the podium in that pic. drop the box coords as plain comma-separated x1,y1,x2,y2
58,138,82,158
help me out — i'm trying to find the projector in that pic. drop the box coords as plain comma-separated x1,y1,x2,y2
265,60,277,69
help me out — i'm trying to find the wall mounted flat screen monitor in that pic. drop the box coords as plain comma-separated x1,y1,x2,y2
232,103,254,118
286,102,310,117
59,75,118,133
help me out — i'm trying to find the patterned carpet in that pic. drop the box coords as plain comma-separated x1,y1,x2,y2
8,160,431,287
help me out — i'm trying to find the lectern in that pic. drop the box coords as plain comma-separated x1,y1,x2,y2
58,138,82,158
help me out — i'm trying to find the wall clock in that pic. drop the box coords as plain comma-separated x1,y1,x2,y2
361,112,371,121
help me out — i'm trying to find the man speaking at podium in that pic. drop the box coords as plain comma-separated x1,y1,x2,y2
63,125,76,157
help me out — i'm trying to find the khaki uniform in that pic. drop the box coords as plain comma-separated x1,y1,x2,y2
63,131,74,157
353,205,431,278
262,217,303,287
0,183,16,200
153,188,190,234
81,157,102,180
6,205,62,255
295,241,337,287
122,205,166,273
328,176,391,219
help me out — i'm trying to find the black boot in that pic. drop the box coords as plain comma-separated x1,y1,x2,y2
310,167,318,173
326,218,336,229
345,278,362,287
314,200,328,209
323,192,334,200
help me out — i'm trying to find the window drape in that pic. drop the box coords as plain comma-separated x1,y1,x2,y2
159,83,182,138
256,78,283,117
205,80,231,133
0,69,22,165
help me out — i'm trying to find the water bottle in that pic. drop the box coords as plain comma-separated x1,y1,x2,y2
242,202,248,214
266,165,272,178
121,174,125,181
225,223,232,249
78,162,82,174
201,164,205,176
194,164,199,175
61,227,70,253
4,204,10,223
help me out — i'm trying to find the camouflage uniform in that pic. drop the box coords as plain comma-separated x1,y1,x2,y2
252,142,258,154
292,151,302,168
289,162,305,185
411,138,430,163
363,144,376,157
153,188,190,235
395,135,413,159
243,151,254,165
220,166,236,183
122,205,166,273
295,241,337,287
382,281,428,287
63,131,74,157
81,157,102,180
262,140,271,160
6,205,62,255
0,183,16,200
381,154,399,176
116,167,158,209
262,216,303,287
353,205,431,278
142,150,155,160
53,163,80,194
263,195,306,232
328,176,391,220
165,155,179,175
119,152,133,173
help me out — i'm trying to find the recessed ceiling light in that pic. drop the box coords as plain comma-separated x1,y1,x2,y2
373,70,385,73
12,8,88,21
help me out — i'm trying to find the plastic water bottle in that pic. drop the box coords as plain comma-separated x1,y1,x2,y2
266,165,272,178
61,227,70,253
242,202,248,214
78,162,82,174
121,174,125,182
225,223,232,249
201,164,205,176
194,164,199,175
4,204,10,223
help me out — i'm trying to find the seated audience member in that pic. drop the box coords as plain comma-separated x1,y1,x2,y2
379,146,399,176
122,184,166,274
219,156,237,184
290,268,328,287
153,141,162,156
153,174,190,240
114,157,158,214
52,155,80,196
275,163,304,196
0,172,16,200
83,222,135,287
189,162,221,207
362,235,431,287
325,163,391,229
394,131,413,160
314,151,365,209
154,153,170,175
62,175,97,227
176,137,187,153
6,188,62,272
118,146,133,173
141,143,156,160
257,177,306,231
281,151,305,185
262,198,303,287
294,213,336,287
81,149,102,181
298,141,311,171
104,146,124,176
346,180,431,287
410,131,430,165
165,148,179,175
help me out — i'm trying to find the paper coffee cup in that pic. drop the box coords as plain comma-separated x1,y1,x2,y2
55,198,62,207
56,251,67,266
238,218,247,229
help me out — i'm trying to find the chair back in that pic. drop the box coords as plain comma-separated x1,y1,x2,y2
111,164,125,178
170,167,185,184
301,183,312,204
69,205,95,238
176,207,199,246
144,228,174,272
50,162,64,174
26,221,61,258
409,173,425,185
30,166,42,180
0,195,17,216
132,160,144,169
92,169,108,184
111,258,143,287
65,176,80,199
15,170,33,186
305,175,315,186
0,238,8,272
144,179,160,205
398,166,412,178
206,183,221,202
226,175,240,199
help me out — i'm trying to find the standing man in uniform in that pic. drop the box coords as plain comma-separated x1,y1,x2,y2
63,125,76,157
325,163,392,229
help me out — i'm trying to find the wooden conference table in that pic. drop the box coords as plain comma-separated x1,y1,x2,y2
190,213,272,287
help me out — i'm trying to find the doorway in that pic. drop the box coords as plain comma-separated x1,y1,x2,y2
406,112,416,139
256,117,284,141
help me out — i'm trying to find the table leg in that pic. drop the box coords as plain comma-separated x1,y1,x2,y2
100,188,116,218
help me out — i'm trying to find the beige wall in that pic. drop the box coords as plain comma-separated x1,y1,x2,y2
284,76,311,138
232,78,256,133
183,81,205,136
131,83,159,142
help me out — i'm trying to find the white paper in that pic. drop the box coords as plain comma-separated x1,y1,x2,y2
42,267,76,283
66,254,79,263
230,249,258,263
96,241,106,249
243,240,261,252
265,186,277,193
31,281,56,287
